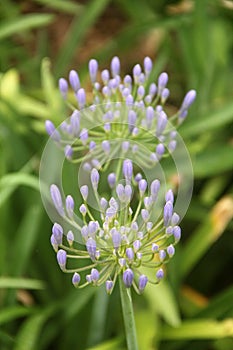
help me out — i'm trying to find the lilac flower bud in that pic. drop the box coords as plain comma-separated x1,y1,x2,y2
50,234,58,251
50,184,64,216
86,274,92,283
164,201,173,226
141,209,149,222
111,228,121,249
101,69,109,83
138,274,148,293
156,143,165,157
91,159,101,169
67,230,74,246
89,59,98,83
111,56,120,76
83,162,91,172
149,83,157,96
150,179,160,200
52,223,63,245
126,247,134,261
72,272,80,287
126,94,134,106
79,204,87,216
102,140,110,154
80,185,88,201
159,249,166,261
88,221,98,235
57,249,67,269
180,90,196,111
156,268,164,280
147,221,153,230
171,213,180,225
156,111,167,136
69,70,80,91
128,110,137,131
70,110,80,137
76,88,86,109
152,243,159,252
135,173,142,183
137,85,145,99
106,280,114,294
45,120,61,142
123,159,133,182
133,240,141,252
144,196,153,209
58,78,68,99
80,128,88,145
168,140,177,152
165,189,174,203
86,237,96,260
119,258,126,267
166,226,173,235
161,88,170,103
138,179,147,195
91,268,99,284
81,225,88,239
133,64,141,78
173,225,181,241
158,72,168,95
91,168,100,190
100,197,108,210
167,244,175,257
125,185,132,202
122,141,130,152
123,268,134,288
144,56,153,75
116,184,125,202
107,173,116,188
124,74,132,85
66,195,74,218
131,221,138,231
146,106,154,128
64,145,73,160
139,73,145,84
89,140,96,151
104,123,111,132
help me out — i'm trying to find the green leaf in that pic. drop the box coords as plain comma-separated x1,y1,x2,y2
0,278,45,290
34,0,83,14
161,318,233,340
0,14,54,40
0,306,35,325
86,337,124,350
135,310,159,350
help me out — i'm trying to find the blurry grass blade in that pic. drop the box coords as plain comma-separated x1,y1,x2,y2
181,196,233,279
181,102,233,137
0,306,35,325
135,310,159,350
161,318,233,340
34,0,83,14
55,0,111,75
86,337,124,350
0,278,45,290
0,69,19,97
0,14,54,40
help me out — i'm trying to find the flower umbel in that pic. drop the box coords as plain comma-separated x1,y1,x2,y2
50,160,180,294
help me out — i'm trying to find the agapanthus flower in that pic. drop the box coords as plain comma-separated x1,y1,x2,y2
45,57,196,175
50,160,181,294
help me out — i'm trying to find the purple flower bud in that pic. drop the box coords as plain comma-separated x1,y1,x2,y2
50,234,58,251
91,168,100,190
76,88,86,109
119,257,126,267
180,90,196,111
123,268,134,288
80,185,88,201
147,221,153,230
158,72,168,95
144,56,153,75
102,140,110,154
69,70,80,91
86,274,92,283
125,185,132,202
116,184,125,202
70,110,80,137
166,226,173,235
168,140,177,152
80,128,88,145
165,189,174,203
133,64,141,78
146,106,154,128
67,230,74,246
123,159,133,182
65,195,74,218
131,221,139,231
88,221,98,235
81,225,88,239
50,185,64,216
101,69,110,83
156,268,164,280
122,141,130,152
59,78,68,98
91,268,99,284
159,249,166,261
107,173,116,189
64,145,73,160
79,204,87,216
57,249,67,269
156,143,165,158
141,209,149,222
139,73,145,84
150,179,160,200
152,243,159,252
45,120,61,142
167,244,175,257
156,111,167,136
111,56,120,77
173,225,181,241
89,140,96,151
133,240,141,252
164,201,173,227
138,274,148,293
144,196,153,209
126,94,134,106
135,173,142,183
52,223,63,245
126,247,134,261
137,85,145,99
100,197,108,210
111,228,121,249
128,110,137,131
72,272,80,287
161,88,170,103
83,162,91,172
106,280,114,294
86,237,96,260
149,83,157,96
91,159,101,169
171,213,180,225
89,59,98,83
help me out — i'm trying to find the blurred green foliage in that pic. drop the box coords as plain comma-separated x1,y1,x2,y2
0,0,233,349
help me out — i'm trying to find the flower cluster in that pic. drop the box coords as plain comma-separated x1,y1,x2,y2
45,56,196,173
50,159,181,294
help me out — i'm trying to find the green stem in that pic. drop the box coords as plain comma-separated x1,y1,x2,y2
118,275,138,350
